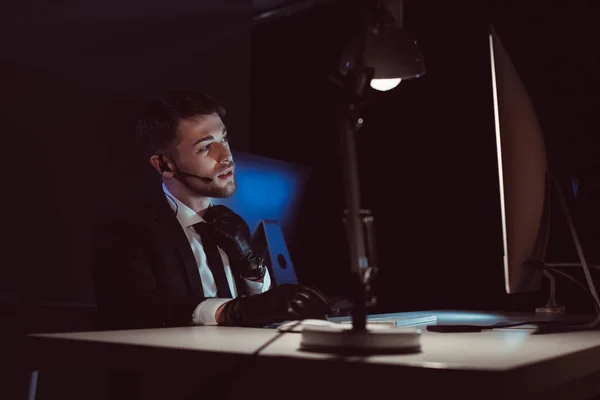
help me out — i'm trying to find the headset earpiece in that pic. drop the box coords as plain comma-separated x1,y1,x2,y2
157,155,170,174
155,154,214,183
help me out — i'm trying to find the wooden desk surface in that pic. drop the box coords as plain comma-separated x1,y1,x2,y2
26,311,600,400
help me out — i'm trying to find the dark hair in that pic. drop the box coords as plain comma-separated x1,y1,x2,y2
136,90,226,157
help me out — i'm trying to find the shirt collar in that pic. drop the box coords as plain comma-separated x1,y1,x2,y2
162,183,206,228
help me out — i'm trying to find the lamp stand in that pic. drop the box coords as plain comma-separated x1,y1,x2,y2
298,68,421,354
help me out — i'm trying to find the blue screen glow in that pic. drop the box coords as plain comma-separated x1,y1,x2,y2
212,151,311,240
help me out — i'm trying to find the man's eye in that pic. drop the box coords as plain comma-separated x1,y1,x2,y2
197,136,227,154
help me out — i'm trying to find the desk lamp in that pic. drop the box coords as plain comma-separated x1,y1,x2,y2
298,0,427,354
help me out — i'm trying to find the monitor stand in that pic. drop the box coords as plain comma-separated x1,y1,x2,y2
522,269,599,330
524,176,600,331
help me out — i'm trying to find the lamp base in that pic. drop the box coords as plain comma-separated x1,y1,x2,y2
299,324,422,354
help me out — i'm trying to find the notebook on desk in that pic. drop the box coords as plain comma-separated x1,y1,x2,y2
328,313,437,328
326,297,437,327
264,313,437,329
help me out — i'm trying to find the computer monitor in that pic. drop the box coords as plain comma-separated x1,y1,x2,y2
488,26,551,294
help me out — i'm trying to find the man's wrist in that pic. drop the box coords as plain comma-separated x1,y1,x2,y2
215,302,228,325
242,256,266,281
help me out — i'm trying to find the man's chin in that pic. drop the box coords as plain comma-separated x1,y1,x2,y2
208,180,237,198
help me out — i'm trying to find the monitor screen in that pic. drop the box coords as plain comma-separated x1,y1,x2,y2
212,150,311,248
488,26,550,294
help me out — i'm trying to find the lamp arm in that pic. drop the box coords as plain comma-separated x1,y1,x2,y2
338,105,370,331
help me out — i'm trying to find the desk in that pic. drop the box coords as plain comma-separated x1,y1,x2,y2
25,311,600,400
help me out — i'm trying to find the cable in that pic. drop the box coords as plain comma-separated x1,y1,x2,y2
545,267,600,314
164,191,179,216
214,321,302,399
548,176,600,329
190,321,303,400
251,320,304,354
542,269,557,308
544,262,600,314
545,263,600,272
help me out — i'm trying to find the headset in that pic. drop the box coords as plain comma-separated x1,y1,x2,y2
157,154,214,183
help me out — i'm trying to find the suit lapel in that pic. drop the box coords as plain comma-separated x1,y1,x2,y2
151,196,205,297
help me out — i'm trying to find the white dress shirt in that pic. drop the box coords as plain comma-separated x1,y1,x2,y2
163,184,271,325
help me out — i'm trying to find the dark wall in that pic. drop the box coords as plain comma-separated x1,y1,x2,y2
1,3,252,306
2,0,598,315
250,0,504,310
250,2,351,295
2,2,598,397
1,4,254,398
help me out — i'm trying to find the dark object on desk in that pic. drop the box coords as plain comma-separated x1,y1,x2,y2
426,322,529,333
427,314,600,334
327,296,353,317
427,325,484,333
220,283,331,327
532,322,573,334
531,319,600,334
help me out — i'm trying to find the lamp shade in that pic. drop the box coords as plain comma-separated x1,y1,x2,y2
364,28,426,80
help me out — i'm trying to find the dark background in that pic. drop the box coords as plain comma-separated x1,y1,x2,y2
1,0,599,321
1,0,599,397
251,0,600,314
1,1,253,306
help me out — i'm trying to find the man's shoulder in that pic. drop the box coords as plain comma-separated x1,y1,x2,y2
94,193,171,233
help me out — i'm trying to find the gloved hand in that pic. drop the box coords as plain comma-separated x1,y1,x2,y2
218,284,332,327
203,205,265,280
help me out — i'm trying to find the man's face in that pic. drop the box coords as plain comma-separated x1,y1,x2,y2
169,113,236,198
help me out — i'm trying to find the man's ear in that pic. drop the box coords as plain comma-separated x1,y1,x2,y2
149,155,174,179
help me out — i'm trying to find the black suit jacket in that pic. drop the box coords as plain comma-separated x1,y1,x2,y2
92,194,244,330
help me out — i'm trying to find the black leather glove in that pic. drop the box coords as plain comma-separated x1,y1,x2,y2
203,205,265,280
219,284,332,327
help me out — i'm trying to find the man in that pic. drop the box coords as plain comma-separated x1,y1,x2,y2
92,90,330,330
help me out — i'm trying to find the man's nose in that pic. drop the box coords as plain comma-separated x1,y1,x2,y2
215,142,233,164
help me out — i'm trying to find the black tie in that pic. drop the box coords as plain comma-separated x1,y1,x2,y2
192,222,232,298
